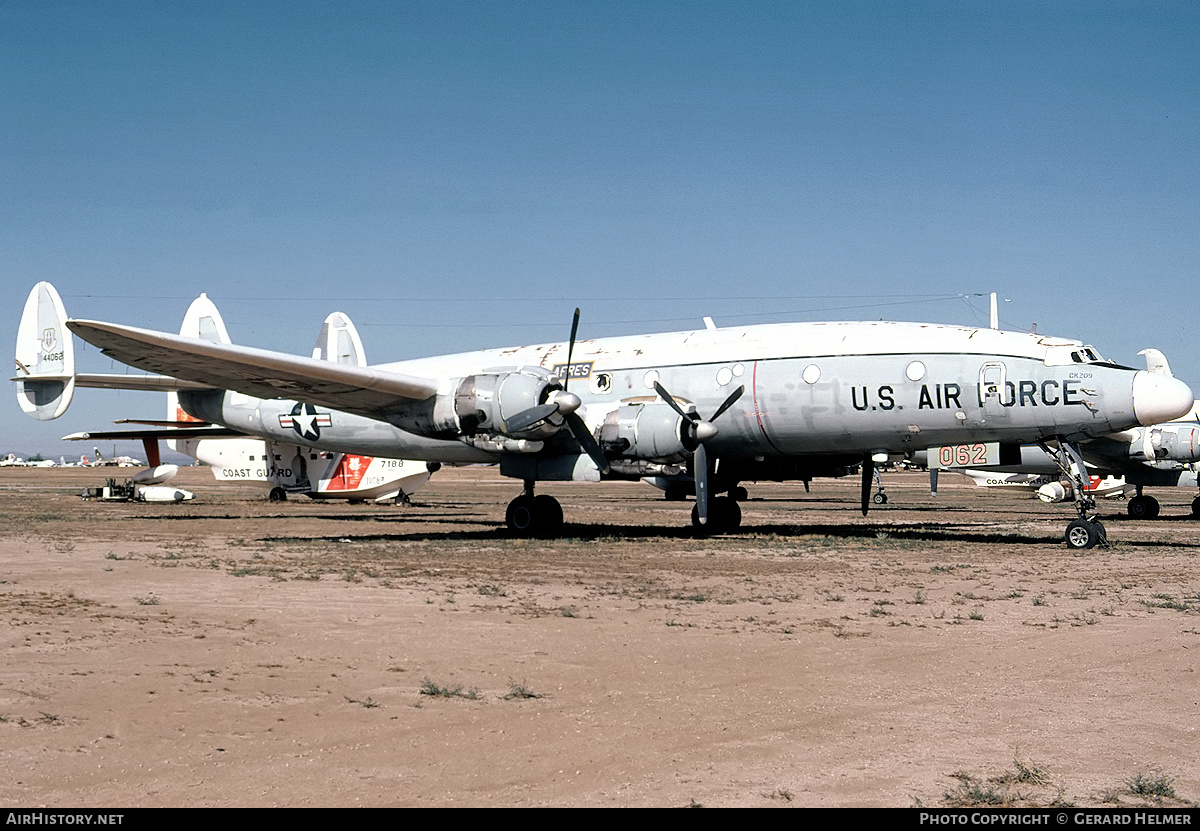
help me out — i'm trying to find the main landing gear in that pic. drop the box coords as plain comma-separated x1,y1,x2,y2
1127,488,1160,519
505,481,747,538
691,494,742,534
505,482,564,538
1040,440,1107,550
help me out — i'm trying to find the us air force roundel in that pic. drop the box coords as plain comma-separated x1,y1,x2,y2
278,403,332,442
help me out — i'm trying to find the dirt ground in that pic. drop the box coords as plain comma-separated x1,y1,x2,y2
0,465,1197,808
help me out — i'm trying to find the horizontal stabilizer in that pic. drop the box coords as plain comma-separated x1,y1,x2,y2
75,373,214,392
62,426,243,442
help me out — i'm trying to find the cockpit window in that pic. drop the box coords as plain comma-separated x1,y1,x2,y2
1045,345,1113,367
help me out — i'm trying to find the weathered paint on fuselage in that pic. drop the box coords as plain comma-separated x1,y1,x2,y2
179,320,1145,472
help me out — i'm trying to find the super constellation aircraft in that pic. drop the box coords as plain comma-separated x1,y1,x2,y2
14,282,1194,548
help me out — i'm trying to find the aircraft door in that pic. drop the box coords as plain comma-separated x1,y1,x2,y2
979,362,1009,419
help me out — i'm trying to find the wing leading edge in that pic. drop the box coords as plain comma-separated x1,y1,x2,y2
67,319,439,420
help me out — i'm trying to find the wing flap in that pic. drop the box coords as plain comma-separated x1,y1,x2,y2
67,319,439,419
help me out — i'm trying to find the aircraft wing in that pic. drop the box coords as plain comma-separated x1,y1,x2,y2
67,319,440,420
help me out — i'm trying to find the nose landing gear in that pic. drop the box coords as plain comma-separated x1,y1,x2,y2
1040,440,1110,550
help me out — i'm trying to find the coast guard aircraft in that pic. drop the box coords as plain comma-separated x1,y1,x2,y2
14,282,1194,548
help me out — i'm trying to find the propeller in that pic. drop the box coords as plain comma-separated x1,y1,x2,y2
501,308,598,463
654,381,745,524
559,308,610,474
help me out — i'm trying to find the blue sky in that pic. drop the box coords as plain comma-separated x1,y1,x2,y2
3,1,1198,457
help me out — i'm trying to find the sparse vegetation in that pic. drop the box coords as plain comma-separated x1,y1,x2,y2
1125,770,1176,799
502,680,544,700
419,678,480,700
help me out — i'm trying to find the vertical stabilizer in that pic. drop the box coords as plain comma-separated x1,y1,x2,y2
179,293,231,345
169,294,232,450
14,282,76,420
312,311,367,366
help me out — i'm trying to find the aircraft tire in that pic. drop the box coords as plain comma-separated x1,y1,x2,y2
663,483,690,502
716,496,742,530
506,494,564,538
730,486,749,502
1192,495,1200,519
533,494,564,537
268,487,287,502
1127,495,1160,519
1065,519,1102,550
506,495,537,536
872,492,888,505
693,497,741,533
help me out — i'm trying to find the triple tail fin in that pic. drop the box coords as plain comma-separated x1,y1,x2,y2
168,294,233,451
312,311,367,366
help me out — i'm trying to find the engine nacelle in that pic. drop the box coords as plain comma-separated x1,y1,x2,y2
440,367,563,439
1148,425,1200,462
599,402,692,464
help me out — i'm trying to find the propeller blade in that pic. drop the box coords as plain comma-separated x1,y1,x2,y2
860,454,874,516
653,381,695,422
565,412,609,475
563,307,581,391
710,385,745,422
929,468,939,497
694,441,709,524
502,403,559,434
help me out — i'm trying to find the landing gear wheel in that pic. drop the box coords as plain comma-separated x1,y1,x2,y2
730,486,749,502
1127,495,1160,519
691,496,742,533
505,494,564,538
872,492,888,505
715,496,742,530
268,487,287,502
533,494,563,537
506,494,536,536
1192,495,1200,519
663,483,690,502
1065,518,1105,550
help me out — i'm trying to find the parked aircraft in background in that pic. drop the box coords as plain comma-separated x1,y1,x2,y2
957,469,1133,503
15,282,1194,548
0,453,54,467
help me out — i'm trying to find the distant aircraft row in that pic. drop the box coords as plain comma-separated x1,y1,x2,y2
13,282,1196,548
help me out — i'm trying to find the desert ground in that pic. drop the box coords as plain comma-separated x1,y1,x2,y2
0,464,1197,808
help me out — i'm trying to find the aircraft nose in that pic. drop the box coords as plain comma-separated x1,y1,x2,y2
1132,371,1194,426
